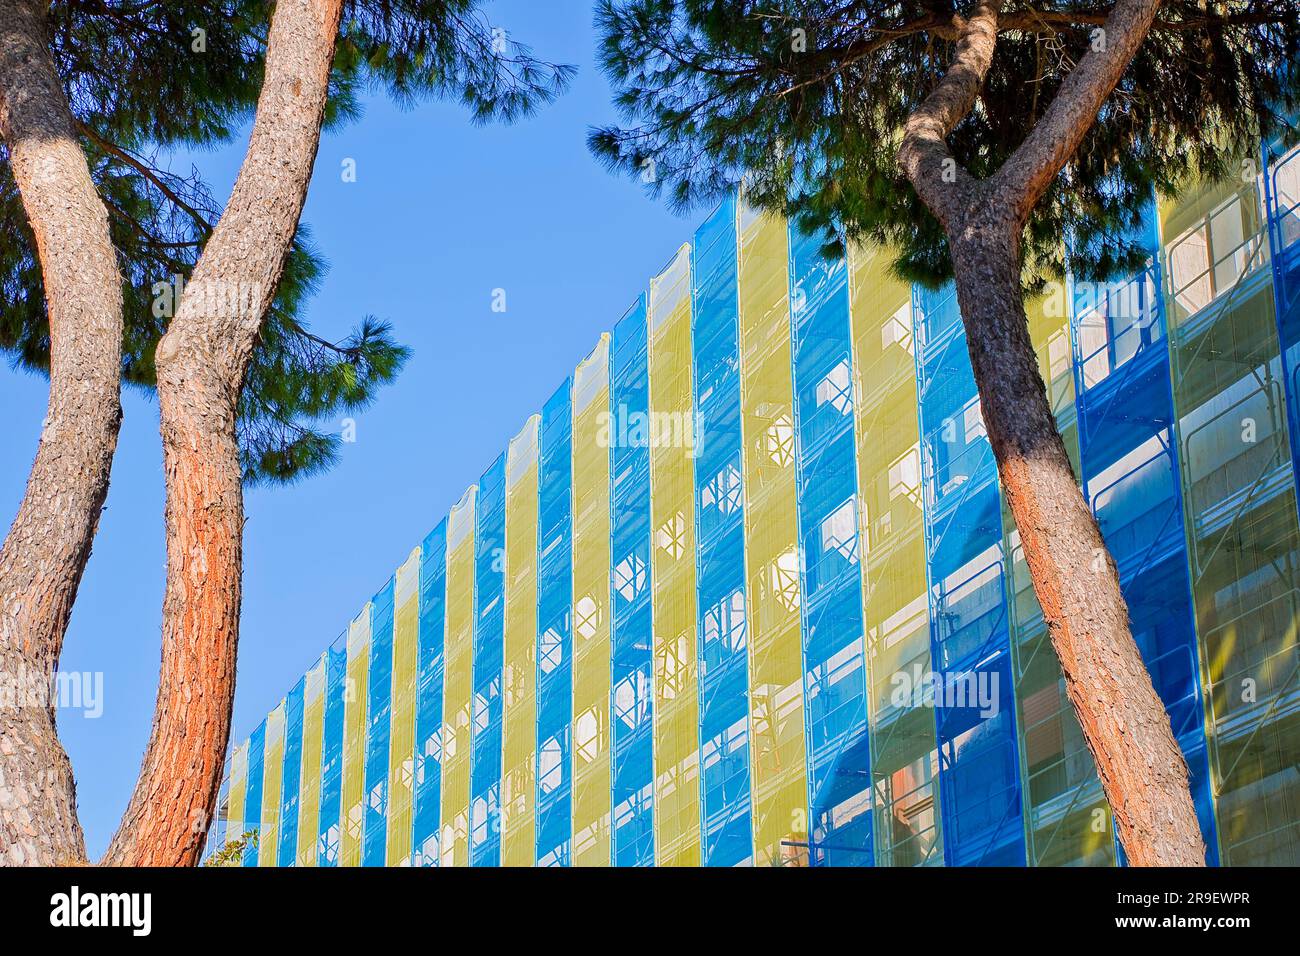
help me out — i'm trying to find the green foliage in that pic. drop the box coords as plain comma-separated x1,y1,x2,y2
1,1,572,482
590,0,1300,287
203,829,258,867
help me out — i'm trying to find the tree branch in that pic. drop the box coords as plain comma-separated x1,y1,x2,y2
993,0,1167,222
897,0,1002,230
78,121,214,236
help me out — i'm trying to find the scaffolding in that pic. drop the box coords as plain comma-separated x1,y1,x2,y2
1267,143,1300,489
572,338,614,864
340,604,372,866
225,740,247,859
296,655,326,866
502,419,540,865
386,549,421,865
213,154,1300,868
847,242,944,867
363,580,394,867
242,719,266,866
206,761,231,860
692,196,755,866
787,224,874,865
535,382,574,867
1162,169,1300,865
277,677,305,867
1000,282,1115,868
913,281,1026,867
1070,209,1220,864
610,298,657,866
316,630,347,865
470,457,506,867
412,520,448,866
648,244,703,866
440,487,478,866
736,206,810,866
257,702,285,867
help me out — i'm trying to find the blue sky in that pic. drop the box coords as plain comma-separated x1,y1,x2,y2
0,0,697,858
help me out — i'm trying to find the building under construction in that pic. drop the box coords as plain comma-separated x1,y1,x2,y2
208,138,1300,867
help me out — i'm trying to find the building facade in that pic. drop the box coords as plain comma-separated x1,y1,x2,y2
208,140,1300,867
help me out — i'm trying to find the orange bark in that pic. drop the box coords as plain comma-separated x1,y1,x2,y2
104,0,345,866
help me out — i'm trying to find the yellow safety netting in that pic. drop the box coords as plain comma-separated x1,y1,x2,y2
439,486,478,866
847,241,943,866
502,417,541,866
340,604,372,867
572,337,614,865
226,741,248,849
257,701,285,866
736,209,809,867
648,245,703,866
1160,174,1300,865
386,547,422,865
296,654,326,866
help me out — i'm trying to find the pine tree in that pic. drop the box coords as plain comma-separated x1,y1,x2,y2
0,0,571,866
591,0,1298,865
0,4,356,485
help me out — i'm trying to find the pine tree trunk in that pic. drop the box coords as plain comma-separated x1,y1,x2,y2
0,0,123,866
103,0,344,867
896,0,1205,867
101,371,245,867
949,214,1205,865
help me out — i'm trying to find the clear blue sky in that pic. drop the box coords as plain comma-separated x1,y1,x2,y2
0,1,696,858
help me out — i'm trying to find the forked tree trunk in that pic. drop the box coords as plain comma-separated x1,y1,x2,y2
899,0,1206,864
103,0,345,867
0,0,123,866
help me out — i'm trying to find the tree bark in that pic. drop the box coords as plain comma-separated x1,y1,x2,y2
103,0,344,867
900,0,1207,865
0,0,124,866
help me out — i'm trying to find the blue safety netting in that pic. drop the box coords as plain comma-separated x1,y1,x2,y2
535,381,574,866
